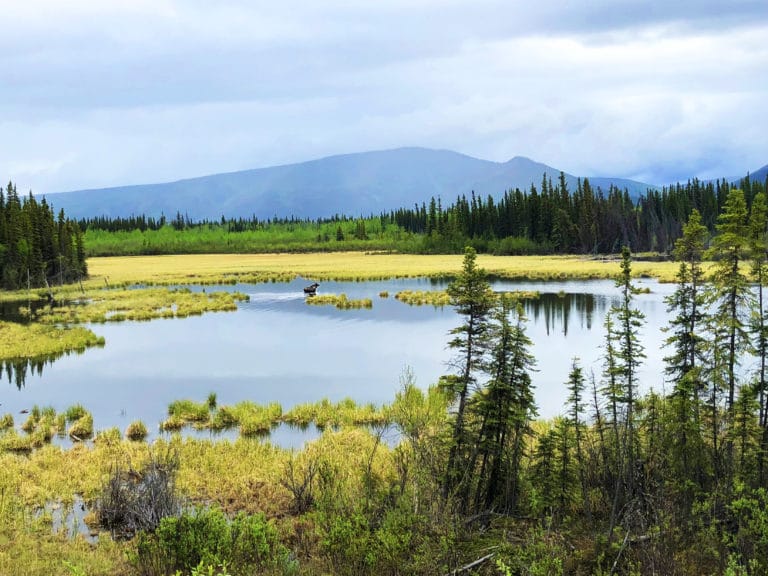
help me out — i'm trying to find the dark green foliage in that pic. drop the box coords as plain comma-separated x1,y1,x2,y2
471,297,537,514
77,170,767,257
133,507,289,576
444,247,495,497
708,189,752,416
0,182,86,289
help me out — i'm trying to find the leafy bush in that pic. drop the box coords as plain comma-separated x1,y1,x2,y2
133,507,291,576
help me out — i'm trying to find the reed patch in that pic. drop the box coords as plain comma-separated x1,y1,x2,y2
305,293,373,309
0,320,104,362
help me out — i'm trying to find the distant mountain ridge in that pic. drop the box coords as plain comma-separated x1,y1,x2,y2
41,147,667,220
741,164,768,186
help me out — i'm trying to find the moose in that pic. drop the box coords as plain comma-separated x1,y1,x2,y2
303,282,320,295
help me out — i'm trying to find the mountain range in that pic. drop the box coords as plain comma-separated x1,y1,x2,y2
42,147,765,221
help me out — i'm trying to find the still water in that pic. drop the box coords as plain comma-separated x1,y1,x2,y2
2,277,677,442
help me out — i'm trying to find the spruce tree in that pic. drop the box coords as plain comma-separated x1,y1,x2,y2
444,246,495,498
707,188,751,417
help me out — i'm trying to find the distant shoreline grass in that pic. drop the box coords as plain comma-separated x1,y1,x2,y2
0,251,685,364
84,252,686,286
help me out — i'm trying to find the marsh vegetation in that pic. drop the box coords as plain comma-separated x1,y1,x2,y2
4,184,768,574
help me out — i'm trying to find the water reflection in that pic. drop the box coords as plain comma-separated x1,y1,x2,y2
0,278,675,448
0,298,50,323
2,356,57,390
523,292,611,336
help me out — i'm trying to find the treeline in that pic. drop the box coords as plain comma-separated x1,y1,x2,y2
81,215,416,256
393,172,768,254
79,210,385,233
0,182,87,290
78,171,768,257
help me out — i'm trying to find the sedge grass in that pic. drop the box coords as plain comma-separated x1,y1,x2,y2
84,252,690,286
167,398,212,422
161,396,389,435
305,293,373,309
0,416,400,574
125,420,148,441
0,321,104,362
95,427,123,445
67,412,93,441
395,290,451,307
64,404,88,422
36,287,247,325
394,289,538,307
0,413,13,430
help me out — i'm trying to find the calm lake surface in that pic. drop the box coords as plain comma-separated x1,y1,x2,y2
2,277,678,444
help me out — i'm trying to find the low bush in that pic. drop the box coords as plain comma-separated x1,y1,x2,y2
99,447,181,538
133,507,292,576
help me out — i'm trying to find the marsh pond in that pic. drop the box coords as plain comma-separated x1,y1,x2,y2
3,277,677,445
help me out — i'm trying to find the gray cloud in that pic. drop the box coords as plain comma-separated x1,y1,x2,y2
1,1,767,193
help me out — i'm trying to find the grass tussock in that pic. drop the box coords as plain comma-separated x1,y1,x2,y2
0,320,104,362
126,420,148,441
68,412,93,441
0,405,97,453
158,396,389,436
306,293,373,309
395,290,451,307
95,427,123,445
394,289,538,307
0,413,13,430
498,289,540,301
283,398,389,429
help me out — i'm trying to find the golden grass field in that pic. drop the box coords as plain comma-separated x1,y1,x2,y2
85,251,686,286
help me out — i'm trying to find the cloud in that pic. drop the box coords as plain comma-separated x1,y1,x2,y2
0,1,767,192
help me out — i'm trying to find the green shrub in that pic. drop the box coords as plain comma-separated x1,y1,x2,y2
134,508,289,576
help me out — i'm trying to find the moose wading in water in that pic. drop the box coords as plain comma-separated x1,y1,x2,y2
303,282,320,295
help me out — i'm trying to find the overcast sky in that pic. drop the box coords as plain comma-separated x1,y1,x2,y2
2,0,767,193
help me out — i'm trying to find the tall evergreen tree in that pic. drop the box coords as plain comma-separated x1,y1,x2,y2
707,188,751,417
444,247,495,498
471,297,536,514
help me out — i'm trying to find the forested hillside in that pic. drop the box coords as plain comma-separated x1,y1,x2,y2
79,172,768,257
0,182,87,290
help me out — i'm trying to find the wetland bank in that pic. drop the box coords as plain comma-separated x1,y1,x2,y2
0,249,763,575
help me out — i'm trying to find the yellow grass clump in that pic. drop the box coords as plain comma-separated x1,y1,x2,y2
0,321,104,362
125,420,148,441
305,293,373,309
84,252,687,286
36,287,248,325
395,290,451,307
